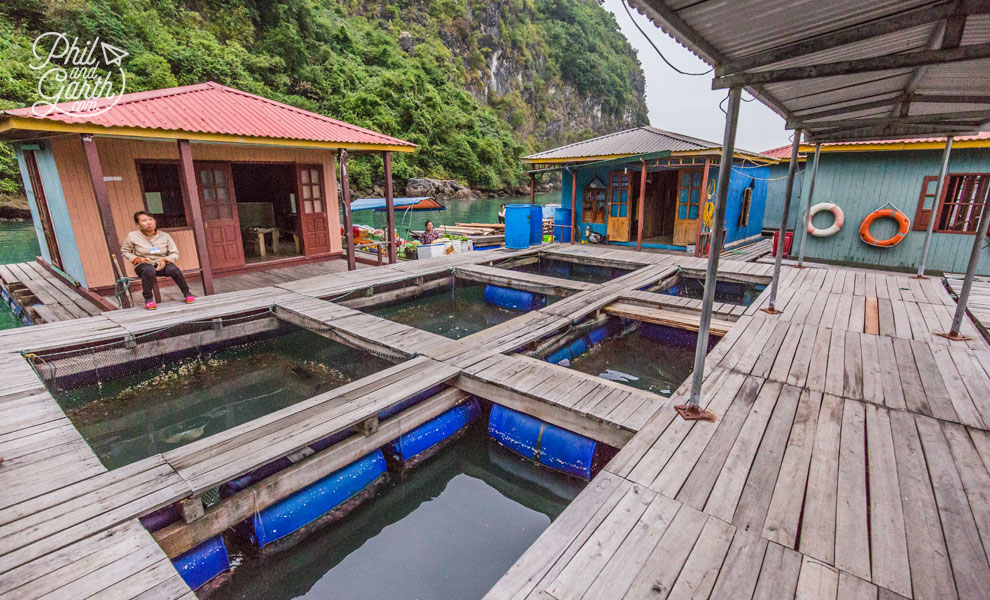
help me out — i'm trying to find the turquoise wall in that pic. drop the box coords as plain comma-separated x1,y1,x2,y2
561,160,768,246
14,143,88,286
781,148,990,275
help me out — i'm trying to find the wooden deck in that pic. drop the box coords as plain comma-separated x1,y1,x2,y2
1,242,987,599
0,262,104,324
946,275,990,343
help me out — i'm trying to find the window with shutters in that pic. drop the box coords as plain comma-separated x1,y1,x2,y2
914,173,989,234
738,185,753,227
582,177,607,223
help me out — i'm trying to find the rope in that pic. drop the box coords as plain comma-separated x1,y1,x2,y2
113,276,131,309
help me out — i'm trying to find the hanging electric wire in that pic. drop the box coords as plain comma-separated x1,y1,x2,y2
621,0,713,76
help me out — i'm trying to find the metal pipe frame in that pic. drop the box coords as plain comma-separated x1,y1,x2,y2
945,193,990,337
797,143,822,268
916,137,954,278
683,87,742,413
766,130,803,312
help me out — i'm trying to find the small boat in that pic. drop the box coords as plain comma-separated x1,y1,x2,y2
350,196,445,212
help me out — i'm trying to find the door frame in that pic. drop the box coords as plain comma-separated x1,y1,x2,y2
194,160,245,270
22,149,64,269
295,162,332,256
607,171,633,242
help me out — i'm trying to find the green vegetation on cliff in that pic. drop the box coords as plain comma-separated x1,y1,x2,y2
0,0,646,194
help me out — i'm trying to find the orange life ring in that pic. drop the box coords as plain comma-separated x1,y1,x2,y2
859,208,910,247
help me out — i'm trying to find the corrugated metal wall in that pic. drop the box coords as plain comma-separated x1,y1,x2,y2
786,148,990,275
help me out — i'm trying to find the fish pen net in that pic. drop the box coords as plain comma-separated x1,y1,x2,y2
26,309,282,393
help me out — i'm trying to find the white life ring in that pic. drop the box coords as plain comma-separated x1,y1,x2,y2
807,203,844,237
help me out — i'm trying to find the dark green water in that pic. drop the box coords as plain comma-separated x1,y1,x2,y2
215,422,585,600
0,221,39,330
668,277,767,307
566,326,696,396
367,283,555,340
54,329,394,469
350,193,557,236
502,256,632,285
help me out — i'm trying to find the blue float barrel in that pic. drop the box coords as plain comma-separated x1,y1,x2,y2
488,404,597,479
553,208,572,243
248,450,387,548
504,204,531,249
484,285,547,311
529,205,544,245
173,535,230,590
389,398,481,461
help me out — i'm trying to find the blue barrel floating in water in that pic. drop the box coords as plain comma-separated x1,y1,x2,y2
173,535,230,590
484,285,547,311
389,398,481,461
529,204,544,245
248,450,387,548
504,204,531,249
488,404,597,479
553,208,572,243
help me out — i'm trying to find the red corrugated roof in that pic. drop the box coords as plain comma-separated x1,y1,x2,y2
764,131,990,159
4,82,414,148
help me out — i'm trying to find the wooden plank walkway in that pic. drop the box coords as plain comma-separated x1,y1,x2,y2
0,262,103,324
484,261,990,600
2,244,989,600
946,275,990,343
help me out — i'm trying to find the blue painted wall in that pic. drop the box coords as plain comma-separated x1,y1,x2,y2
774,148,990,275
762,162,805,231
561,160,768,247
14,143,88,286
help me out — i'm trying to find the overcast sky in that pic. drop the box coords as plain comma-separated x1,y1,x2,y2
602,0,792,153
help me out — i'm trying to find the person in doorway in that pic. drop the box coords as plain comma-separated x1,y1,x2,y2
498,204,506,224
122,211,196,310
420,220,442,244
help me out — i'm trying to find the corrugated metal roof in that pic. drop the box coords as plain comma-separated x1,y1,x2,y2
523,126,766,162
2,82,414,148
627,1,990,143
764,130,990,157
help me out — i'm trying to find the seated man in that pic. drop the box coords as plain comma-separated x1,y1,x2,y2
122,211,196,310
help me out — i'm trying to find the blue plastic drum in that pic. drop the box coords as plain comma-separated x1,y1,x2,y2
504,204,531,249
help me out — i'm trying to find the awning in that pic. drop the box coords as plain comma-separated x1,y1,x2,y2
526,150,674,174
350,197,445,211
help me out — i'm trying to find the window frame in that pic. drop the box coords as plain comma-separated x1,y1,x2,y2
738,184,753,227
582,179,607,224
676,169,703,221
914,172,989,235
135,160,191,231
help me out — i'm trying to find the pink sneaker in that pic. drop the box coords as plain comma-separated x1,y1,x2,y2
184,296,196,304
145,301,158,310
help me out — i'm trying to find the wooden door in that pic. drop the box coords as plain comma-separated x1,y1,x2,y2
673,170,703,245
297,164,331,256
23,150,63,269
606,172,632,242
196,162,244,269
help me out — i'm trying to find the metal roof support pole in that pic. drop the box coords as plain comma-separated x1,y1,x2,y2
383,151,397,264
636,160,647,251
679,86,741,421
939,192,990,340
570,168,577,244
764,130,802,314
796,143,822,268
530,172,536,204
915,136,954,278
339,149,356,271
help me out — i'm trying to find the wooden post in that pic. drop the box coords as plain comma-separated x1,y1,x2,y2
694,158,712,256
570,168,577,244
80,134,131,307
636,160,647,251
340,150,356,271
530,172,536,204
176,139,214,296
383,151,396,264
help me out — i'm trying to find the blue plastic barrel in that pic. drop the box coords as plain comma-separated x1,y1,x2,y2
529,205,544,245
553,208,572,243
173,535,230,590
484,285,547,311
504,204,531,249
389,398,481,461
248,450,387,548
488,404,597,479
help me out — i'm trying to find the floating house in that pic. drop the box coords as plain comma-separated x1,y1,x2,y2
763,133,990,275
522,126,774,253
0,82,414,301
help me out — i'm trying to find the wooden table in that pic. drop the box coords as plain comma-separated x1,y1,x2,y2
243,227,279,257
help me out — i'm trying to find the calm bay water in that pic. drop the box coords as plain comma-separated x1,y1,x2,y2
350,193,558,235
0,220,39,329
215,422,585,600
